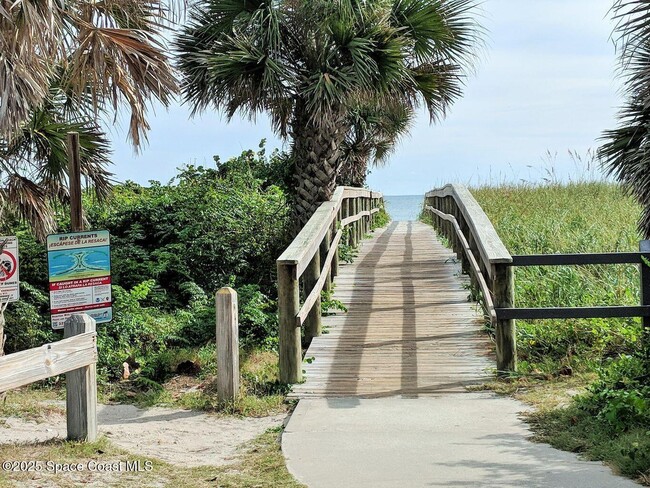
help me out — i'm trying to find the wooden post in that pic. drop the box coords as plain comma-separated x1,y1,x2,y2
66,132,83,232
304,250,322,338
640,240,650,365
320,228,332,293
493,264,516,374
64,314,97,442
216,287,239,403
351,199,359,248
278,263,301,383
364,198,369,234
331,218,340,278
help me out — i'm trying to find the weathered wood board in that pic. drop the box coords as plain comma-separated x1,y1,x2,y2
290,221,493,399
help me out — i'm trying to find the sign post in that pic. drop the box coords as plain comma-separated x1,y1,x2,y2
47,231,112,330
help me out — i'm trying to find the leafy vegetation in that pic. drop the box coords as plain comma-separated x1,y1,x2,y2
472,181,650,483
1,145,292,396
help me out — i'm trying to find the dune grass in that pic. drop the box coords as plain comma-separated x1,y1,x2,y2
472,182,642,375
470,181,650,484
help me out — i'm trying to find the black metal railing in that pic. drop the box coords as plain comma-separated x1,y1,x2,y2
495,241,650,326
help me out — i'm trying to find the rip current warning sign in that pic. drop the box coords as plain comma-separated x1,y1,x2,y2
47,231,112,329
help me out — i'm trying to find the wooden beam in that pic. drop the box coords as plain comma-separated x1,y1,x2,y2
278,263,301,384
66,132,83,232
426,184,511,277
0,332,96,393
297,230,343,326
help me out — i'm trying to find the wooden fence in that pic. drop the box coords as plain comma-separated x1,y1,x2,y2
425,184,650,375
0,314,98,441
424,184,515,373
277,187,383,383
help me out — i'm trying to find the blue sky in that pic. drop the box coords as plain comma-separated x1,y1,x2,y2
109,0,623,196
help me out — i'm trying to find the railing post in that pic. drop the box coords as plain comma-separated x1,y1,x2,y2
278,263,302,383
640,240,650,365
493,264,516,374
216,287,239,403
64,314,97,442
304,249,322,339
351,198,359,247
331,217,340,278
321,228,332,293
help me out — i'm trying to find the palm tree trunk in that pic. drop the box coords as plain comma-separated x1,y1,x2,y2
291,115,347,229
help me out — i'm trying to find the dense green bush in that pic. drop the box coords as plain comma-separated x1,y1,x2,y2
1,144,292,383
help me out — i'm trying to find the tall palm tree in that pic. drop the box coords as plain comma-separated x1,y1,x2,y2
600,0,650,237
176,0,480,226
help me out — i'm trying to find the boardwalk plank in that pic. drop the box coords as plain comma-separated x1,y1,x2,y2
289,220,492,399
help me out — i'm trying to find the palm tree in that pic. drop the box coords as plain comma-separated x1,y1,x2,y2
600,0,650,237
0,1,185,236
0,83,113,240
0,0,182,147
338,100,413,187
176,0,480,226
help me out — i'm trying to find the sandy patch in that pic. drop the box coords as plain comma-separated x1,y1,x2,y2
0,402,287,467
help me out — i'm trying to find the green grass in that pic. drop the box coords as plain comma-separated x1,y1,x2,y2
464,181,650,484
104,348,290,417
472,182,642,375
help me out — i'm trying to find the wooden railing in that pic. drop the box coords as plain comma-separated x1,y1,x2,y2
425,184,650,376
0,314,98,441
424,184,516,373
277,187,383,383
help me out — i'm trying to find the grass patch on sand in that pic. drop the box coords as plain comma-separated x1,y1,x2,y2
0,428,304,488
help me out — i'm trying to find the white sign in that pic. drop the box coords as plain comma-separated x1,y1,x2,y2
0,236,19,303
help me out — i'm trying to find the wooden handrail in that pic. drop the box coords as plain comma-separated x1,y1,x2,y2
278,186,384,383
0,314,98,441
425,206,497,326
424,185,516,374
425,184,511,276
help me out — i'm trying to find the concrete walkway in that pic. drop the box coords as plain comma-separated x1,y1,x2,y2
282,221,639,487
283,395,638,487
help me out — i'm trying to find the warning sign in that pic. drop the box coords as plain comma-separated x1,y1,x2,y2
47,230,112,329
0,236,19,303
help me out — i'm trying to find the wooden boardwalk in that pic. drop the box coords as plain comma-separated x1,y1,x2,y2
290,220,492,398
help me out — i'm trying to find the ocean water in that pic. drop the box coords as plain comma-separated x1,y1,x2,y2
384,195,424,221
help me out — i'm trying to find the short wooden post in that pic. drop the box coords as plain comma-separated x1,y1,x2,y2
304,251,322,338
278,263,301,383
64,314,97,442
320,229,332,293
493,264,516,374
640,240,650,365
216,287,239,402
